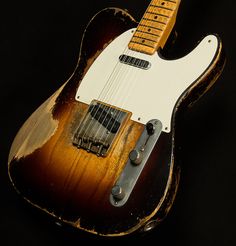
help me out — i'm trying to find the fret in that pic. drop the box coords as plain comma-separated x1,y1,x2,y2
138,25,162,36
143,13,168,24
128,43,156,56
165,0,177,3
128,0,181,55
130,37,157,48
142,17,166,28
140,19,165,31
150,4,173,11
164,0,177,3
151,0,177,10
134,32,160,42
148,6,173,17
146,11,170,18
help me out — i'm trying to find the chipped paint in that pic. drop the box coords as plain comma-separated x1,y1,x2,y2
7,6,225,238
8,84,66,161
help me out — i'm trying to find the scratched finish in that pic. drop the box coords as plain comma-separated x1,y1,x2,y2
8,88,62,161
8,7,225,236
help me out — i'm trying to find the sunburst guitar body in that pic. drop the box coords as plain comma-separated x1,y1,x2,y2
8,0,225,237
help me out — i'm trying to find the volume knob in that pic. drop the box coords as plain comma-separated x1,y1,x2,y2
129,149,143,165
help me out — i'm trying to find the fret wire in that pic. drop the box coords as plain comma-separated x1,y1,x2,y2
142,17,167,25
160,0,177,3
136,29,160,37
128,0,180,54
146,11,170,18
133,34,159,43
151,0,177,8
152,0,177,4
140,20,164,31
139,23,164,31
130,40,155,49
143,13,168,24
148,7,173,17
149,4,174,11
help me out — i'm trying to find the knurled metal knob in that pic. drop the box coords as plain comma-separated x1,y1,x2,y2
111,185,125,200
129,149,143,165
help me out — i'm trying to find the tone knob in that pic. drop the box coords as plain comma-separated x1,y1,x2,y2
129,149,143,165
111,185,125,200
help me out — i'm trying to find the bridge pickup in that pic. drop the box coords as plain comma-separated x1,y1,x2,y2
89,104,120,134
73,101,129,156
119,54,151,70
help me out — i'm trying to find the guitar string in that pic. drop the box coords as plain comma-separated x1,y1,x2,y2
80,2,159,148
78,1,170,140
103,1,177,149
99,0,171,108
99,52,144,146
86,21,154,145
74,29,137,140
98,2,171,146
101,0,164,110
93,49,139,145
83,47,136,146
96,1,162,142
89,0,159,126
99,0,161,105
95,7,160,147
77,43,133,145
95,0,159,114
85,0,161,131
76,0,163,149
75,59,125,140
74,50,127,140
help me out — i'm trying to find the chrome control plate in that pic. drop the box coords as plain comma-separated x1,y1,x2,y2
110,119,162,207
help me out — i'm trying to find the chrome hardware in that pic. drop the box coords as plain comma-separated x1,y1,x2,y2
129,149,143,165
55,221,63,227
73,101,129,156
119,54,151,70
111,185,125,201
110,119,162,207
143,220,158,232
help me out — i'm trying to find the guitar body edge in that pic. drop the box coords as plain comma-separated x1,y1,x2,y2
7,7,225,237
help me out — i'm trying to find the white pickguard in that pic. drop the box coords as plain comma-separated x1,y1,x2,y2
75,28,219,132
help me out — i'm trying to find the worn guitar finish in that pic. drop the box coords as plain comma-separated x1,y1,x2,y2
8,2,225,237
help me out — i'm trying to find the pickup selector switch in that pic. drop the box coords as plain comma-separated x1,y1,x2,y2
146,122,155,135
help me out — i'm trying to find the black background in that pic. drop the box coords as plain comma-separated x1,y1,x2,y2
0,0,235,245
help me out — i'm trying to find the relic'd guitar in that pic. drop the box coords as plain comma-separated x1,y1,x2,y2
8,0,225,236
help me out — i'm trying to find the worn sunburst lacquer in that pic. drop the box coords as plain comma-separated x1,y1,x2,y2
8,0,225,237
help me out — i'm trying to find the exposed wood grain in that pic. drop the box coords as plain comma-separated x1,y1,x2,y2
8,85,65,161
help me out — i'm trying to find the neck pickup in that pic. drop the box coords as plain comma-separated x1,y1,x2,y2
119,54,151,69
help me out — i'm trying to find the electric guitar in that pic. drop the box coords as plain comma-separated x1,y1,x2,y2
8,0,225,236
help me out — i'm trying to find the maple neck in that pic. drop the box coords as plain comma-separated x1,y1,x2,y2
128,0,181,55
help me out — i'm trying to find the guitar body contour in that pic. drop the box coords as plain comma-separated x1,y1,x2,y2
8,8,225,236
